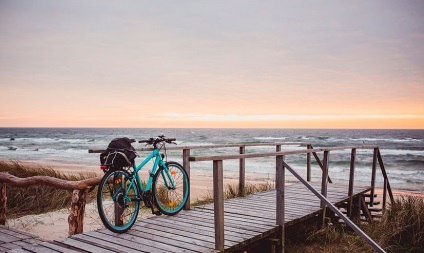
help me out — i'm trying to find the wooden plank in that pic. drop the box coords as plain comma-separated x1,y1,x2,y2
167,214,259,237
7,248,33,253
38,242,82,253
148,213,248,239
0,227,35,241
142,215,246,242
12,241,59,253
185,211,276,230
136,221,220,247
175,212,271,233
131,226,213,252
88,230,185,253
55,238,116,253
0,233,20,244
141,218,237,247
72,234,141,253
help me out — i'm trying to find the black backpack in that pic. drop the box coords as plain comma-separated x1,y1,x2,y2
100,137,137,168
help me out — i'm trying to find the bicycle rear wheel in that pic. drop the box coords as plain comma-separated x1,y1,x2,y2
97,169,139,233
152,162,189,215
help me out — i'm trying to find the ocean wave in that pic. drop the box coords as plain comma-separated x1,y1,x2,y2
349,137,422,143
253,137,286,140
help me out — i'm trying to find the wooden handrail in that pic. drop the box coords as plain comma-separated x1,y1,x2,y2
88,142,308,153
0,172,102,235
189,148,326,162
190,145,379,161
280,161,386,253
0,172,101,191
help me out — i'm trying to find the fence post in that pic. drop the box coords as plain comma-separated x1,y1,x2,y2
239,146,246,197
306,144,312,182
213,160,224,252
68,189,87,236
320,151,330,226
276,155,285,253
183,148,191,210
348,148,356,217
0,183,6,225
370,148,377,207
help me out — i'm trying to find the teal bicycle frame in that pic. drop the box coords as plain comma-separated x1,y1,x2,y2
120,148,176,203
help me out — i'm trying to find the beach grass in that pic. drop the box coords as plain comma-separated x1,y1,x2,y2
283,194,424,253
192,181,274,207
0,160,97,219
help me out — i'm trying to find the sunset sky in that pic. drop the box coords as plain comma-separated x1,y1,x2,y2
1,1,423,129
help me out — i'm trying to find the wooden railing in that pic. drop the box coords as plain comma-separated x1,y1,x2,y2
189,145,393,252
0,142,307,235
0,173,101,235
89,142,309,209
0,142,393,249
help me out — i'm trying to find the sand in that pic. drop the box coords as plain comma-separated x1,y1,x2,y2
2,160,423,241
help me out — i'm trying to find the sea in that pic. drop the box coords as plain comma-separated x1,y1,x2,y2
0,128,423,192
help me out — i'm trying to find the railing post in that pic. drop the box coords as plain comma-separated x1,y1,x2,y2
376,148,394,205
383,179,387,211
68,189,87,236
348,148,356,217
0,183,6,225
276,155,285,253
276,144,281,152
370,148,377,207
320,151,329,225
239,146,245,197
306,144,311,182
213,160,224,252
183,148,191,210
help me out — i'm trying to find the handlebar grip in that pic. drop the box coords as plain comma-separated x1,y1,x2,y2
138,139,150,143
168,138,176,142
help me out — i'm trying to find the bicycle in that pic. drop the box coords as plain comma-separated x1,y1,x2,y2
97,135,189,233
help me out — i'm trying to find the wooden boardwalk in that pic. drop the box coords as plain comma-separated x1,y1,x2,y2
1,182,371,253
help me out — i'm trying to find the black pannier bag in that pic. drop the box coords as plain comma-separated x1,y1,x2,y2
100,137,137,168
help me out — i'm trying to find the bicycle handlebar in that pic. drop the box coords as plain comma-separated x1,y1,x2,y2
138,136,176,146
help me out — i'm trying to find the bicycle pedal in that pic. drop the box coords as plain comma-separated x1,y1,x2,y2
152,210,162,216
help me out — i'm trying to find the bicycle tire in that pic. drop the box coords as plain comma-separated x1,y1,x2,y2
97,169,139,233
152,162,189,215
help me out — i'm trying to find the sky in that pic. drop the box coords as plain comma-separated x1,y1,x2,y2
0,1,423,129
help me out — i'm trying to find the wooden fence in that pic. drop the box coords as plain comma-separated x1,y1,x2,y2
0,142,306,235
189,145,394,252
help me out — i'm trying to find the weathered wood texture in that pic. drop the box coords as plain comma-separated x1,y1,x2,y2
1,183,371,253
0,184,5,226
0,226,62,253
0,173,101,191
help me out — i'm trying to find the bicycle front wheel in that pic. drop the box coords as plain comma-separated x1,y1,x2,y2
97,169,139,233
152,162,189,215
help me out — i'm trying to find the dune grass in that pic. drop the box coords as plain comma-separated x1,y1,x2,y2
284,194,424,253
0,160,97,219
192,181,274,207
